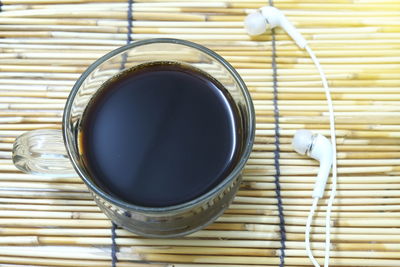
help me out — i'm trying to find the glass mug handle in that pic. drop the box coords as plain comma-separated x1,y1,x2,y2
12,129,75,175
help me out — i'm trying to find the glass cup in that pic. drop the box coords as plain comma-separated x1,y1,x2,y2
12,38,255,237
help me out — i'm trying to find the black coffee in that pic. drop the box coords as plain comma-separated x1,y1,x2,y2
79,61,242,207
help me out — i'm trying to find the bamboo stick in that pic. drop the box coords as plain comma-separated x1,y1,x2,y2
0,182,86,191
1,36,400,47
0,44,397,59
0,221,398,236
251,144,399,153
2,31,400,44
0,198,95,206
236,196,400,206
0,72,79,80
0,232,397,256
0,103,64,110
240,181,400,190
225,209,400,219
0,219,111,228
242,175,400,183
0,79,74,86
0,210,105,219
0,172,79,182
1,234,399,258
0,111,62,117
133,246,400,259
5,3,394,16
0,255,157,267
0,215,397,229
218,215,400,227
0,243,398,260
0,35,397,50
0,116,61,122
0,247,112,260
3,169,400,185
26,2,229,9
0,204,99,212
235,196,383,206
0,236,329,250
0,65,86,73
0,37,126,45
127,239,397,251
0,18,237,28
282,249,400,259
1,228,400,244
247,159,400,167
2,35,399,47
236,188,400,198
0,190,92,199
1,196,399,210
189,230,400,241
3,26,400,40
0,123,60,129
1,10,208,21
119,252,400,266
2,25,400,39
244,224,400,235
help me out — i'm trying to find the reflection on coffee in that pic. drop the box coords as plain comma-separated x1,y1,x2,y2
79,61,243,207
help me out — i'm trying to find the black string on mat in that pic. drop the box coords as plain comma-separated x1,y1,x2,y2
121,0,134,70
111,222,118,267
111,1,134,267
268,0,287,266
0,1,3,12
127,0,133,44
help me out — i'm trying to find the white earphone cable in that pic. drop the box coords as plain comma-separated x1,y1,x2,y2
305,45,338,267
306,197,320,267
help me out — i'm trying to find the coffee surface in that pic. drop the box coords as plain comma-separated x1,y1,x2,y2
80,62,242,207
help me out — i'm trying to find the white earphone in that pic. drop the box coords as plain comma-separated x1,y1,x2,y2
293,130,333,199
244,7,338,267
245,6,307,48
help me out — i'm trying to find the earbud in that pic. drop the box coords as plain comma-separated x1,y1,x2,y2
244,6,307,49
292,130,333,198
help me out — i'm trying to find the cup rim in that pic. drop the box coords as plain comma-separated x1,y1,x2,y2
63,38,255,213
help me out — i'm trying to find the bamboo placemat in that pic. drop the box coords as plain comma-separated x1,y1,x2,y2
0,0,400,266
